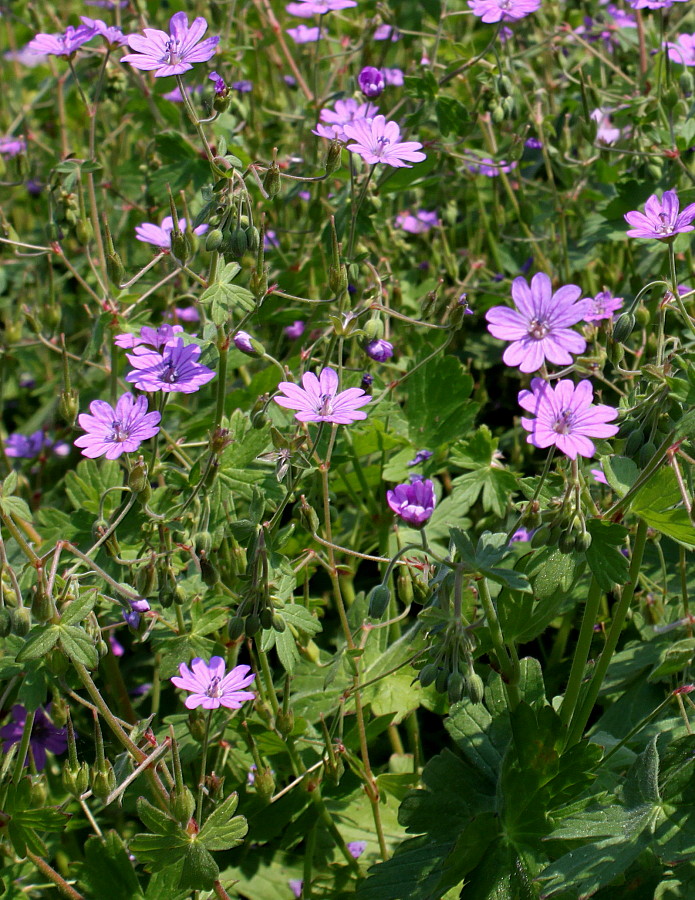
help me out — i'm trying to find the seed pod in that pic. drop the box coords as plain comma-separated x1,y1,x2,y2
639,441,657,468
45,648,69,676
228,616,245,640
272,613,286,633
418,663,439,688
228,226,248,258
324,139,342,174
188,708,207,742
263,163,281,198
609,341,625,366
245,226,260,253
254,766,275,801
106,252,125,287
447,670,465,704
612,312,635,344
574,530,593,552
465,672,485,705
558,530,576,555
91,761,117,801
59,389,79,426
259,607,273,630
328,263,348,296
199,553,219,587
434,668,449,694
531,524,551,548
397,572,414,605
205,228,224,252
11,606,31,636
63,761,90,798
363,318,384,341
368,583,391,618
625,428,645,458
245,613,261,637
170,229,192,266
75,219,94,246
169,786,195,826
128,459,149,494
276,709,294,735
194,532,213,557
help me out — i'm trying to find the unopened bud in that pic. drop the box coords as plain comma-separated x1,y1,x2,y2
75,219,94,246
106,252,125,287
612,312,636,344
253,766,275,801
205,228,224,252
263,163,281,198
368,583,391,618
91,760,116,802
63,761,90,798
324,140,342,174
169,786,195,826
276,709,294,736
128,458,149,494
10,606,31,636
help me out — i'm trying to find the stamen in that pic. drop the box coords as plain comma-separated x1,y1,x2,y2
528,317,550,340
206,676,222,699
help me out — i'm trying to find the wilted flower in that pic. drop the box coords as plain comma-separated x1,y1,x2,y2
286,0,356,16
27,23,97,56
74,393,161,459
624,189,695,240
274,367,371,424
583,290,623,322
407,449,433,467
209,70,227,94
665,33,695,65
135,216,208,250
519,379,619,459
468,0,541,22
314,98,378,143
468,157,517,176
358,66,385,98
286,25,325,43
486,272,590,373
126,339,216,394
171,657,256,710
395,209,439,233
1,705,67,770
123,598,150,629
386,475,436,527
365,339,394,361
344,115,426,168
121,12,220,77
284,320,305,339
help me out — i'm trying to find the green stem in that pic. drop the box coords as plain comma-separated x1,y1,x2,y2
477,576,519,708
25,851,86,900
566,519,649,747
196,708,214,825
11,709,35,782
559,576,603,727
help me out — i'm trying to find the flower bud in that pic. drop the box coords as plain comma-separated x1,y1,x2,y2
639,441,656,468
188,708,207,742
272,612,286,633
434,668,448,694
259,607,273,630
245,612,261,636
169,786,196,826
368,583,391,618
205,228,224,252
233,331,265,357
609,341,624,366
625,428,645,458
634,306,650,328
10,606,31,636
228,616,245,640
324,140,342,175
58,388,79,426
363,318,384,342
128,458,149,494
91,760,116,801
612,312,635,344
63,760,90,798
263,163,281,199
75,218,94,246
31,584,52,622
418,663,438,688
46,647,69,676
465,672,485,704
558,530,576,555
253,766,275,801
447,670,465,704
574,530,592,552
246,226,260,253
276,709,294,736
170,229,192,265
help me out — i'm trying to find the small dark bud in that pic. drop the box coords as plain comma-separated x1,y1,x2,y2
465,672,485,704
447,671,465,704
245,613,261,636
228,616,245,641
418,663,438,688
259,607,273,630
612,312,636,344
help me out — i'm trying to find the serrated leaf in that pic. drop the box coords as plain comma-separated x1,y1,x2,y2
282,604,322,637
61,590,97,626
631,467,695,546
136,797,179,836
82,832,146,900
199,792,247,851
178,842,218,891
15,625,60,662
59,625,99,669
129,833,188,868
0,496,33,522
584,520,629,590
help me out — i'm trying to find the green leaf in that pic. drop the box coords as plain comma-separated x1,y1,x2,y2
178,841,218,892
0,496,33,521
584,520,629,590
405,353,478,449
282,603,322,637
15,625,60,662
136,797,179,836
61,590,97,626
631,467,695,546
649,639,695,681
435,96,470,138
199,792,248,851
129,833,188,868
59,625,99,669
601,455,638,496
81,832,146,900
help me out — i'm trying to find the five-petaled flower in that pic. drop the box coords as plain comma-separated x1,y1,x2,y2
665,33,695,66
519,379,619,460
485,272,591,373
274,367,371,424
126,338,216,394
468,0,541,23
386,475,436,527
171,657,256,710
121,12,220,77
286,0,357,16
74,393,161,459
114,323,183,350
344,115,426,168
135,215,208,250
583,290,623,322
27,22,97,56
1,705,67,770
313,98,379,143
624,189,695,240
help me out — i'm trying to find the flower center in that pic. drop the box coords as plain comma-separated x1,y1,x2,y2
160,362,179,383
528,317,550,340
162,38,182,66
318,393,334,416
499,0,512,8
206,676,222,699
110,419,129,443
552,409,575,434
656,213,674,235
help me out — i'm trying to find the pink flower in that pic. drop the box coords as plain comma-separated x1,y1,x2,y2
344,115,426,168
628,0,687,9
274,367,371,424
519,379,619,459
74,393,161,459
386,476,436,527
583,290,623,322
121,12,220,78
27,23,97,56
624,189,695,240
286,0,356,16
468,0,541,23
485,272,591,373
171,657,256,710
468,157,517,176
314,98,378,143
395,209,439,233
665,33,695,66
286,25,325,43
135,215,208,249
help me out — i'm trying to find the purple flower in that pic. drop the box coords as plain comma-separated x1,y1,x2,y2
468,157,517,176
265,229,280,249
361,373,374,390
231,80,253,93
510,528,534,542
171,657,256,710
109,633,125,657
123,598,150,629
628,0,687,8
666,34,695,66
284,320,305,339
274,367,371,424
591,464,609,485
80,16,127,46
135,215,208,250
27,23,97,57
314,99,378,143
289,880,304,899
624,190,695,240
365,339,394,361
348,841,367,859
209,71,227,94
74,393,161,460
286,25,325,43
519,379,619,460
344,115,426,168
162,84,203,102
395,209,439,234
286,0,356,16
499,25,514,41
386,476,436,527
5,430,50,459
374,24,399,41
591,108,621,145
605,3,637,27
126,339,216,394
468,0,541,22
174,306,200,322
486,272,590,373
1,705,67,771
114,323,184,350
525,137,542,149
0,137,26,158
121,12,220,78
85,0,128,7
358,66,385,98
407,449,433,467
233,331,255,354
583,290,623,322
383,67,404,86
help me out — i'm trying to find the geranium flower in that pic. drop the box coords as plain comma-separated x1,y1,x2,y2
135,215,208,249
519,379,619,459
624,189,695,240
358,66,385,98
286,0,356,17
27,22,97,56
468,157,517,176
0,137,26,157
468,0,541,23
74,393,161,459
171,657,256,710
284,320,305,339
665,33,695,66
344,115,426,168
365,339,394,361
286,25,325,43
125,339,215,394
274,367,371,424
628,0,687,9
5,430,51,458
395,209,439,234
121,12,220,77
114,324,183,350
80,16,127,46
383,67,404,86
485,272,590,373
314,98,378,142
386,475,436,527
583,290,623,322
1,705,67,770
